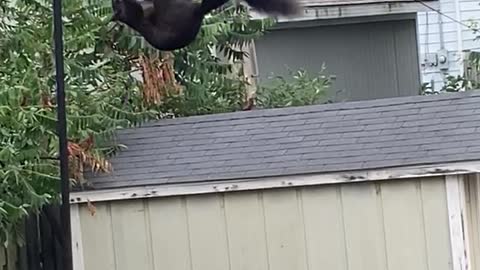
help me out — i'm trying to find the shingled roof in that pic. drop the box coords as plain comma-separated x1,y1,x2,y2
86,91,480,190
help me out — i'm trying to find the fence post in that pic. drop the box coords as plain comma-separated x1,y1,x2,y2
0,246,5,269
6,244,17,270
25,214,41,270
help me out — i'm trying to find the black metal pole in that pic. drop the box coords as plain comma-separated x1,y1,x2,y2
53,0,73,268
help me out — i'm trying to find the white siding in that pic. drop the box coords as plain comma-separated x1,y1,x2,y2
77,177,454,270
417,0,480,91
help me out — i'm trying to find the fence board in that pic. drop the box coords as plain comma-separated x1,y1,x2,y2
341,182,388,270
0,205,64,270
111,200,154,270
381,180,429,270
6,245,17,270
224,191,269,270
186,194,230,270
0,246,6,268
25,213,41,270
40,211,56,270
262,189,308,270
79,203,116,270
0,244,20,270
17,244,28,270
420,177,452,270
301,185,347,270
147,197,191,270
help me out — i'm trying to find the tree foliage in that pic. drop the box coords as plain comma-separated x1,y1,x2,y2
256,67,334,108
0,0,333,244
159,4,277,116
0,0,155,244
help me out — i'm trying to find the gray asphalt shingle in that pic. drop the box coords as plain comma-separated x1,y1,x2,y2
85,91,480,190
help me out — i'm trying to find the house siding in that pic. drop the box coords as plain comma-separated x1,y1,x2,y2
253,17,421,102
417,0,480,91
77,176,453,270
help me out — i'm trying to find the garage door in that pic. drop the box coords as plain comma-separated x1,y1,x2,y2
254,17,421,102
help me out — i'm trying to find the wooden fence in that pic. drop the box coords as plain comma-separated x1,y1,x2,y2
1,204,64,270
0,241,30,270
0,245,18,270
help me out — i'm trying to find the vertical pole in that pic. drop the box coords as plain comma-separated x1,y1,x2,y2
52,0,73,269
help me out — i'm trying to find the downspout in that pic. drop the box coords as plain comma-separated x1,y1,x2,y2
432,0,447,90
455,0,464,75
437,0,449,86
438,4,445,50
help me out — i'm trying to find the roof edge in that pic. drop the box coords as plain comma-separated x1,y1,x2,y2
120,91,480,131
71,160,480,204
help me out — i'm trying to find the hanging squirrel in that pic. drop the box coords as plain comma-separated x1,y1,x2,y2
111,0,301,51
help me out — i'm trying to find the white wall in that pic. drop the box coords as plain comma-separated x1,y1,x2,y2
75,177,454,270
417,0,480,91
